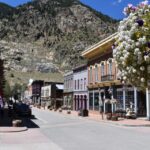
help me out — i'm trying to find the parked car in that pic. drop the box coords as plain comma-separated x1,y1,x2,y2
14,103,32,116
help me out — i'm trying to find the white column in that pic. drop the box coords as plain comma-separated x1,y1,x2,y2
99,89,101,112
134,87,138,114
111,104,114,113
146,88,150,120
104,91,106,113
111,89,114,113
104,102,106,113
93,90,95,111
87,92,89,110
123,86,126,110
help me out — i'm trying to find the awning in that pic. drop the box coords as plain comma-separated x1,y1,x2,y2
56,84,64,90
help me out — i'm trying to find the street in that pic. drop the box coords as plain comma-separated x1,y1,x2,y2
0,108,150,150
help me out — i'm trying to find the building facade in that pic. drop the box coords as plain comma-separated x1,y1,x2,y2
73,65,88,111
82,33,146,116
41,82,64,109
32,80,44,105
63,71,73,109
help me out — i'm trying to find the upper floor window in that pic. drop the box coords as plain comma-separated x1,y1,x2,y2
75,80,76,90
101,62,105,76
95,64,98,82
108,59,113,75
81,79,83,90
78,79,80,90
89,66,93,83
84,78,86,90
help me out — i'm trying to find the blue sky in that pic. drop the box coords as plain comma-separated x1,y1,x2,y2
0,0,145,19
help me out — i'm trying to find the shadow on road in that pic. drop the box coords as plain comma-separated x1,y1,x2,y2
0,108,39,128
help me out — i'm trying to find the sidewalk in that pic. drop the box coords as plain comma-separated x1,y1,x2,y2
52,108,150,127
0,108,28,133
0,127,28,133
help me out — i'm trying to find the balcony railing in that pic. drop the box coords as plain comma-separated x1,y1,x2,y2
101,75,114,82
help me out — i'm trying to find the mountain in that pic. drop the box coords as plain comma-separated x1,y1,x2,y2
0,2,14,19
0,0,118,84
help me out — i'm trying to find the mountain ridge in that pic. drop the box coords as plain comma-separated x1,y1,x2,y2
0,0,118,84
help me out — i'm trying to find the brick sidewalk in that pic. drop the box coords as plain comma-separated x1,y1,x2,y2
35,107,150,127
57,109,150,127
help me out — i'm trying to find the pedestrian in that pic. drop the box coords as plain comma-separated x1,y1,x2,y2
0,96,4,117
0,104,4,118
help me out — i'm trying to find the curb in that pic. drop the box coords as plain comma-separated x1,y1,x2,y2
0,127,28,133
90,119,150,127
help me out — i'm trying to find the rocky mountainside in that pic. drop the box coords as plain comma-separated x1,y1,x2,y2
0,0,117,84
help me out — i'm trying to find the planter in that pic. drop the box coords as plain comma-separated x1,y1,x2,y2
81,109,88,117
37,105,41,109
12,120,22,127
67,110,71,114
78,111,81,116
111,116,118,121
106,113,112,120
59,108,62,113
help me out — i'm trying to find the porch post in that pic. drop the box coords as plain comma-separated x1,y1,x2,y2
104,102,106,113
111,88,114,113
146,88,150,120
104,91,106,113
93,90,94,111
99,89,101,112
123,86,126,110
87,92,89,110
134,87,138,114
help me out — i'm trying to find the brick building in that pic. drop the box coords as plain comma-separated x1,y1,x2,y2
82,33,146,116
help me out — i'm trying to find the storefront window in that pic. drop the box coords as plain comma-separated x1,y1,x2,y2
94,93,99,110
126,91,134,109
89,93,93,110
116,91,123,109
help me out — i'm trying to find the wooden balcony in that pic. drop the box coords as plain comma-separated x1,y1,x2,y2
101,75,114,82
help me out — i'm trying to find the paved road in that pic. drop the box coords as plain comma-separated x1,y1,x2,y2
1,108,150,150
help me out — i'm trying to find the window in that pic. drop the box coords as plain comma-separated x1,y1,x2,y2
94,93,99,111
108,59,113,75
78,79,80,90
45,88,49,97
116,90,123,109
84,78,86,90
75,80,76,90
89,93,93,110
101,62,105,76
126,90,134,108
95,64,98,82
89,66,93,83
81,79,83,90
